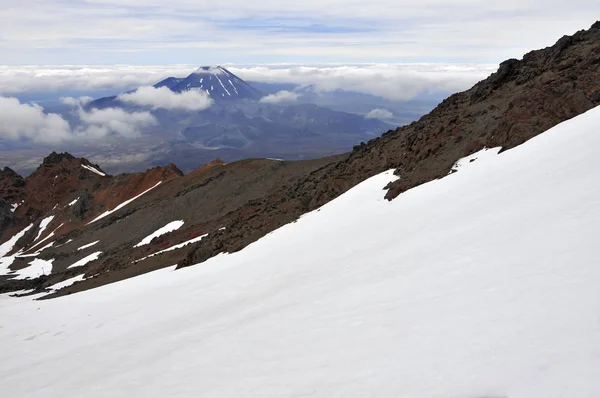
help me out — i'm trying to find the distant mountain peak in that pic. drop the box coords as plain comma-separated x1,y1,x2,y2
170,66,262,101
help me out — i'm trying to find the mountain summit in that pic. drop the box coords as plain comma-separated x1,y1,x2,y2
90,66,263,109
168,66,262,100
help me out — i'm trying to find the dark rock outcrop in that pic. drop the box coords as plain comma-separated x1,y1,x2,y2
42,152,76,165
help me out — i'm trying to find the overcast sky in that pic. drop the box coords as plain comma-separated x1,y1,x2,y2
0,0,597,65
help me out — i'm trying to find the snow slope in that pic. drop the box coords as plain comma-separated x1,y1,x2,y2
1,107,600,397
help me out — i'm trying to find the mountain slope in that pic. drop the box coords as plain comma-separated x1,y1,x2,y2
0,154,343,294
182,21,600,266
2,103,599,397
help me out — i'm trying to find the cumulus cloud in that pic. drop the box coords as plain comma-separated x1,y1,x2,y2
259,90,301,104
118,86,213,111
0,97,72,144
365,108,394,120
0,96,156,144
60,96,93,106
77,107,157,139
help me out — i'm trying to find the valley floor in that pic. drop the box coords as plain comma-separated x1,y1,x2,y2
1,107,600,397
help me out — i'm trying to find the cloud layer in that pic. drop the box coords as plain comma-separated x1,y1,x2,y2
0,64,497,102
0,96,156,144
118,86,213,111
259,90,301,104
233,64,497,101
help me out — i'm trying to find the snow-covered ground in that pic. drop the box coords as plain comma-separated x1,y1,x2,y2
77,240,99,251
12,258,54,280
33,215,54,242
1,107,600,397
134,233,207,263
0,223,32,259
48,274,86,291
134,220,184,247
67,251,102,269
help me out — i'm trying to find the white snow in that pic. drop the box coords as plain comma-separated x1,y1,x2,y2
451,146,502,173
134,220,184,248
10,202,19,212
49,274,85,291
216,75,231,96
0,255,17,274
12,258,54,280
228,79,239,95
28,223,64,252
2,107,600,397
81,164,106,177
77,240,99,251
0,223,33,258
34,215,55,242
20,240,55,257
87,181,162,224
67,251,102,269
68,197,79,206
135,233,208,263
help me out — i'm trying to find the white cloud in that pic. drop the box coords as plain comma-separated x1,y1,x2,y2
60,96,93,106
0,65,197,95
259,90,301,104
0,97,72,144
0,96,157,144
0,64,497,102
365,108,393,120
118,86,213,111
232,64,497,101
77,107,157,139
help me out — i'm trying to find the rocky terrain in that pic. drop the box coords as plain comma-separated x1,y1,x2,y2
1,22,599,298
